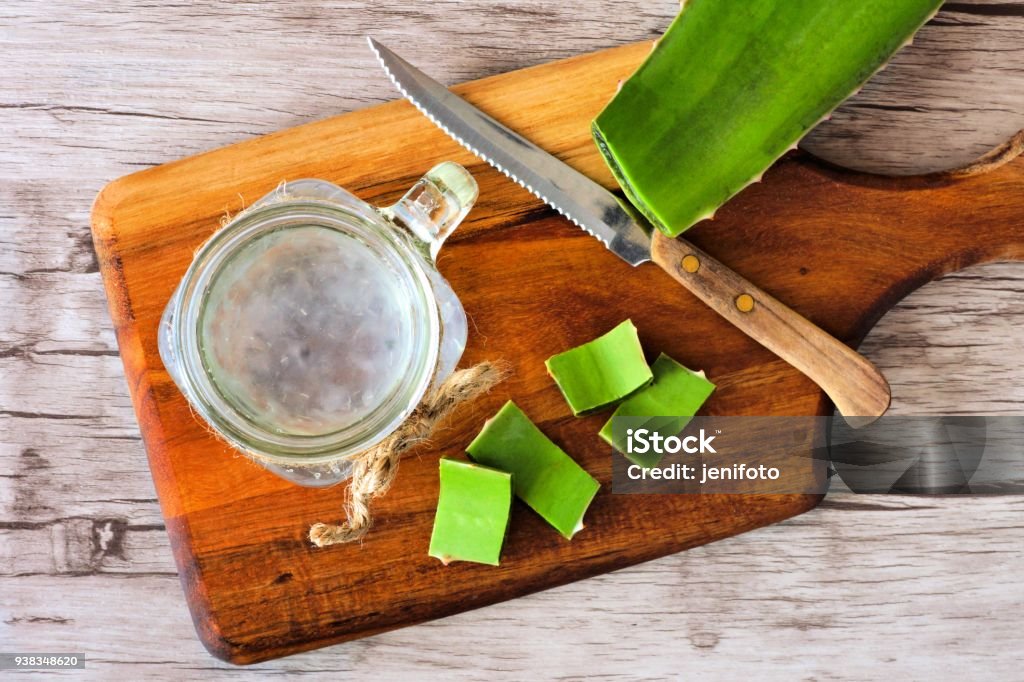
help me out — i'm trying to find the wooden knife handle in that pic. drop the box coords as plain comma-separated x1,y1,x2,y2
650,230,891,425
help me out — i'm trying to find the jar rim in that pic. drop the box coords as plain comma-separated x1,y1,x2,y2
169,194,440,464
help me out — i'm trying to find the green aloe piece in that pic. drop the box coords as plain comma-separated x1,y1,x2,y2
428,458,512,566
467,401,600,539
600,353,716,468
545,319,653,415
592,0,943,237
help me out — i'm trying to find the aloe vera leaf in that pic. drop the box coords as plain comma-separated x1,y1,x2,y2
467,401,600,539
428,458,512,566
592,0,943,237
545,319,653,415
600,353,716,468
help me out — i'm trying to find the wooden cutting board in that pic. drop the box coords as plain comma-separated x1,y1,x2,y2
91,41,1024,664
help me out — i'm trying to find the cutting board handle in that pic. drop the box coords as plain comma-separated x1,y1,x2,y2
651,231,891,425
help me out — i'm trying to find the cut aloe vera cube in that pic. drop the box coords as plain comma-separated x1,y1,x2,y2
545,319,653,415
428,458,512,566
593,0,943,236
600,353,715,468
467,401,600,539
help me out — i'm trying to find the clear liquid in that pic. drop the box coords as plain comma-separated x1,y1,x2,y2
199,225,416,437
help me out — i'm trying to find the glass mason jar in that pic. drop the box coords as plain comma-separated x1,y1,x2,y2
158,162,477,487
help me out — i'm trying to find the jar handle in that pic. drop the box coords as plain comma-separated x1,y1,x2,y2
386,162,478,260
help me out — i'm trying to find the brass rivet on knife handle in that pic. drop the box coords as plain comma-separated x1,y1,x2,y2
681,255,700,273
650,231,891,426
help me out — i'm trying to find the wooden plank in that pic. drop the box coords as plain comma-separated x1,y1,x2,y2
3,1,1022,182
2,0,1023,675
804,0,1024,174
0,522,171,577
2,494,1022,679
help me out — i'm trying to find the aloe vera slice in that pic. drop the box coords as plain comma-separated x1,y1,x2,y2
428,458,512,566
545,319,653,415
467,401,600,539
600,353,716,468
593,0,943,237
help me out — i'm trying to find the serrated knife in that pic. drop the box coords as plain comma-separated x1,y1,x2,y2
368,37,890,426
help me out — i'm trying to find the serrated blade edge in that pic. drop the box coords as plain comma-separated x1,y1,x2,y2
368,37,651,266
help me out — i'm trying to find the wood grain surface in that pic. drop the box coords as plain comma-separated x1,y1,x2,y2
91,41,831,664
3,0,1023,678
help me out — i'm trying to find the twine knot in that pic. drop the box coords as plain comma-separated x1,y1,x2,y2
309,361,507,547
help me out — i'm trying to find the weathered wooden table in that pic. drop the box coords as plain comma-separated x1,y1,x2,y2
2,1,1022,678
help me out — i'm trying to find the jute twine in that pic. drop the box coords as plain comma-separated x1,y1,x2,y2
307,361,508,547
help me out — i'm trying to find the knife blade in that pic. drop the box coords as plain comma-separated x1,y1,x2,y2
367,37,651,266
368,37,891,425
